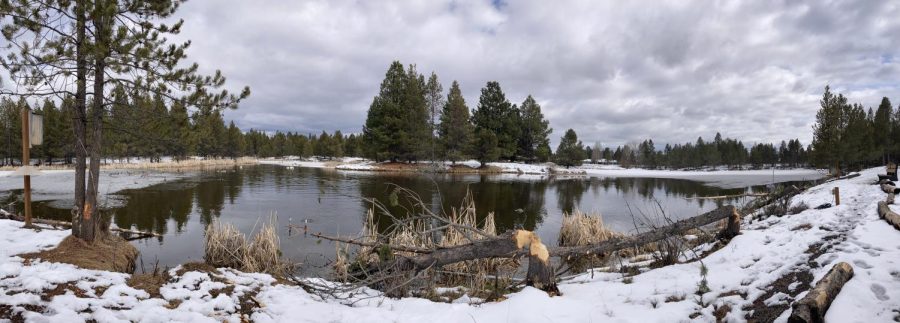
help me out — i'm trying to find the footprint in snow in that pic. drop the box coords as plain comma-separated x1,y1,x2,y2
870,283,889,301
853,259,873,269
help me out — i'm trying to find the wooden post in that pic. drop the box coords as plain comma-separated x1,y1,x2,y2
832,187,840,206
20,107,32,228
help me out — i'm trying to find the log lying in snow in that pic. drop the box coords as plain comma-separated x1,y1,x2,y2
877,201,900,230
0,210,160,239
880,183,900,195
788,262,854,323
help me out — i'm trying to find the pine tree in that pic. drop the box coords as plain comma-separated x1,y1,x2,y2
224,121,244,159
363,62,408,162
332,130,345,159
403,64,430,161
517,95,552,162
555,129,585,168
438,81,474,163
873,97,893,162
473,128,500,167
471,81,520,160
811,86,846,171
169,100,193,160
424,72,444,162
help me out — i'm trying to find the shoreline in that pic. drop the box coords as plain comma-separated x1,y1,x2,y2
259,158,828,185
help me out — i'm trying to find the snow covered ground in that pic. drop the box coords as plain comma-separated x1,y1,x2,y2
0,167,897,322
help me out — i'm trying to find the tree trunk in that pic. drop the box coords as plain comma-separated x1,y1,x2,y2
788,262,854,323
70,0,90,241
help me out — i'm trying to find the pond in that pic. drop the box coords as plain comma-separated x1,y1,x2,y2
22,165,824,275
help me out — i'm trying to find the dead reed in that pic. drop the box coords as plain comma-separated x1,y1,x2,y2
204,215,290,276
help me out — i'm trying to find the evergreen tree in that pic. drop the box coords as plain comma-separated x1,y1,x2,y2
363,62,409,162
517,95,552,162
811,86,846,171
473,128,500,167
471,81,520,160
873,97,893,162
555,129,585,168
224,121,244,159
438,81,474,163
424,72,444,161
169,100,193,160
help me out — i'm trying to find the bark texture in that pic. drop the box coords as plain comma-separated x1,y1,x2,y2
788,262,854,323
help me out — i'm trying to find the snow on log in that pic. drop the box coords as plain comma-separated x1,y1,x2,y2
788,262,854,323
877,201,900,230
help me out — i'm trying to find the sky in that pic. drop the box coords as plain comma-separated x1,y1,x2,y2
167,0,900,148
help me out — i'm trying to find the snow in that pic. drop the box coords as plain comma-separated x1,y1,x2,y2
0,167,897,322
261,158,826,187
0,169,184,205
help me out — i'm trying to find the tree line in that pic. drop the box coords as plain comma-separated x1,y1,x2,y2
0,95,359,165
594,135,809,170
811,86,900,171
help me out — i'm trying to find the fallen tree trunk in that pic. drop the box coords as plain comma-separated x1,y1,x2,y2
685,193,767,200
880,183,900,195
552,205,738,258
877,201,900,230
368,206,738,294
788,262,854,323
0,210,160,239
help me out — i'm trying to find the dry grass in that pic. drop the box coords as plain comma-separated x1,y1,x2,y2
21,234,139,273
557,209,621,273
204,216,290,277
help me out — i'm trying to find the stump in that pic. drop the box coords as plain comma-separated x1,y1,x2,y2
717,208,742,240
788,262,854,323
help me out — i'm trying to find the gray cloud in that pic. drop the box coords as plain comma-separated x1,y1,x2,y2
168,0,900,148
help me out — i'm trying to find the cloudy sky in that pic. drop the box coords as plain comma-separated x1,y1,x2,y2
170,0,899,147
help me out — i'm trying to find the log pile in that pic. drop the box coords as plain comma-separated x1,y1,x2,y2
788,262,854,323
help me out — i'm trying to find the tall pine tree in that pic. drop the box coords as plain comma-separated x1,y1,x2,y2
471,81,520,161
517,95,552,163
438,81,474,163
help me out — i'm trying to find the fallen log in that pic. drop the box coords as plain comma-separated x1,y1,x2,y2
877,201,900,230
788,262,854,323
552,205,738,258
685,193,767,200
0,210,160,238
367,206,739,294
880,183,900,195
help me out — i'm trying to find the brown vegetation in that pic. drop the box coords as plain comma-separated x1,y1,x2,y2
21,234,138,273
204,217,291,277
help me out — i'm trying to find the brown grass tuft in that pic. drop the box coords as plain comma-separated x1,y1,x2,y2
21,234,138,273
204,216,290,277
558,209,621,273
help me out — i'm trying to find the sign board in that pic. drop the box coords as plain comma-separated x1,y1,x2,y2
29,112,42,147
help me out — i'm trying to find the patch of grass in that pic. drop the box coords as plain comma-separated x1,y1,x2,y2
557,209,620,272
789,201,810,215
21,234,138,273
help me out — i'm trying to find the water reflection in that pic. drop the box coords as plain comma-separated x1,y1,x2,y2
21,165,813,272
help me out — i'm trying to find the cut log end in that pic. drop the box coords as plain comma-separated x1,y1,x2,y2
788,262,854,323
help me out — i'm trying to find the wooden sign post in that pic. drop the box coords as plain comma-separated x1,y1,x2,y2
21,107,32,228
832,187,840,206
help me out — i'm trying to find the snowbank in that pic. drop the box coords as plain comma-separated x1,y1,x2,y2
0,167,896,322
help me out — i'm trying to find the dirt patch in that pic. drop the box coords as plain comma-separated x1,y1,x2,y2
0,304,46,323
745,268,814,322
21,234,138,273
174,261,218,277
40,282,88,301
127,271,171,298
